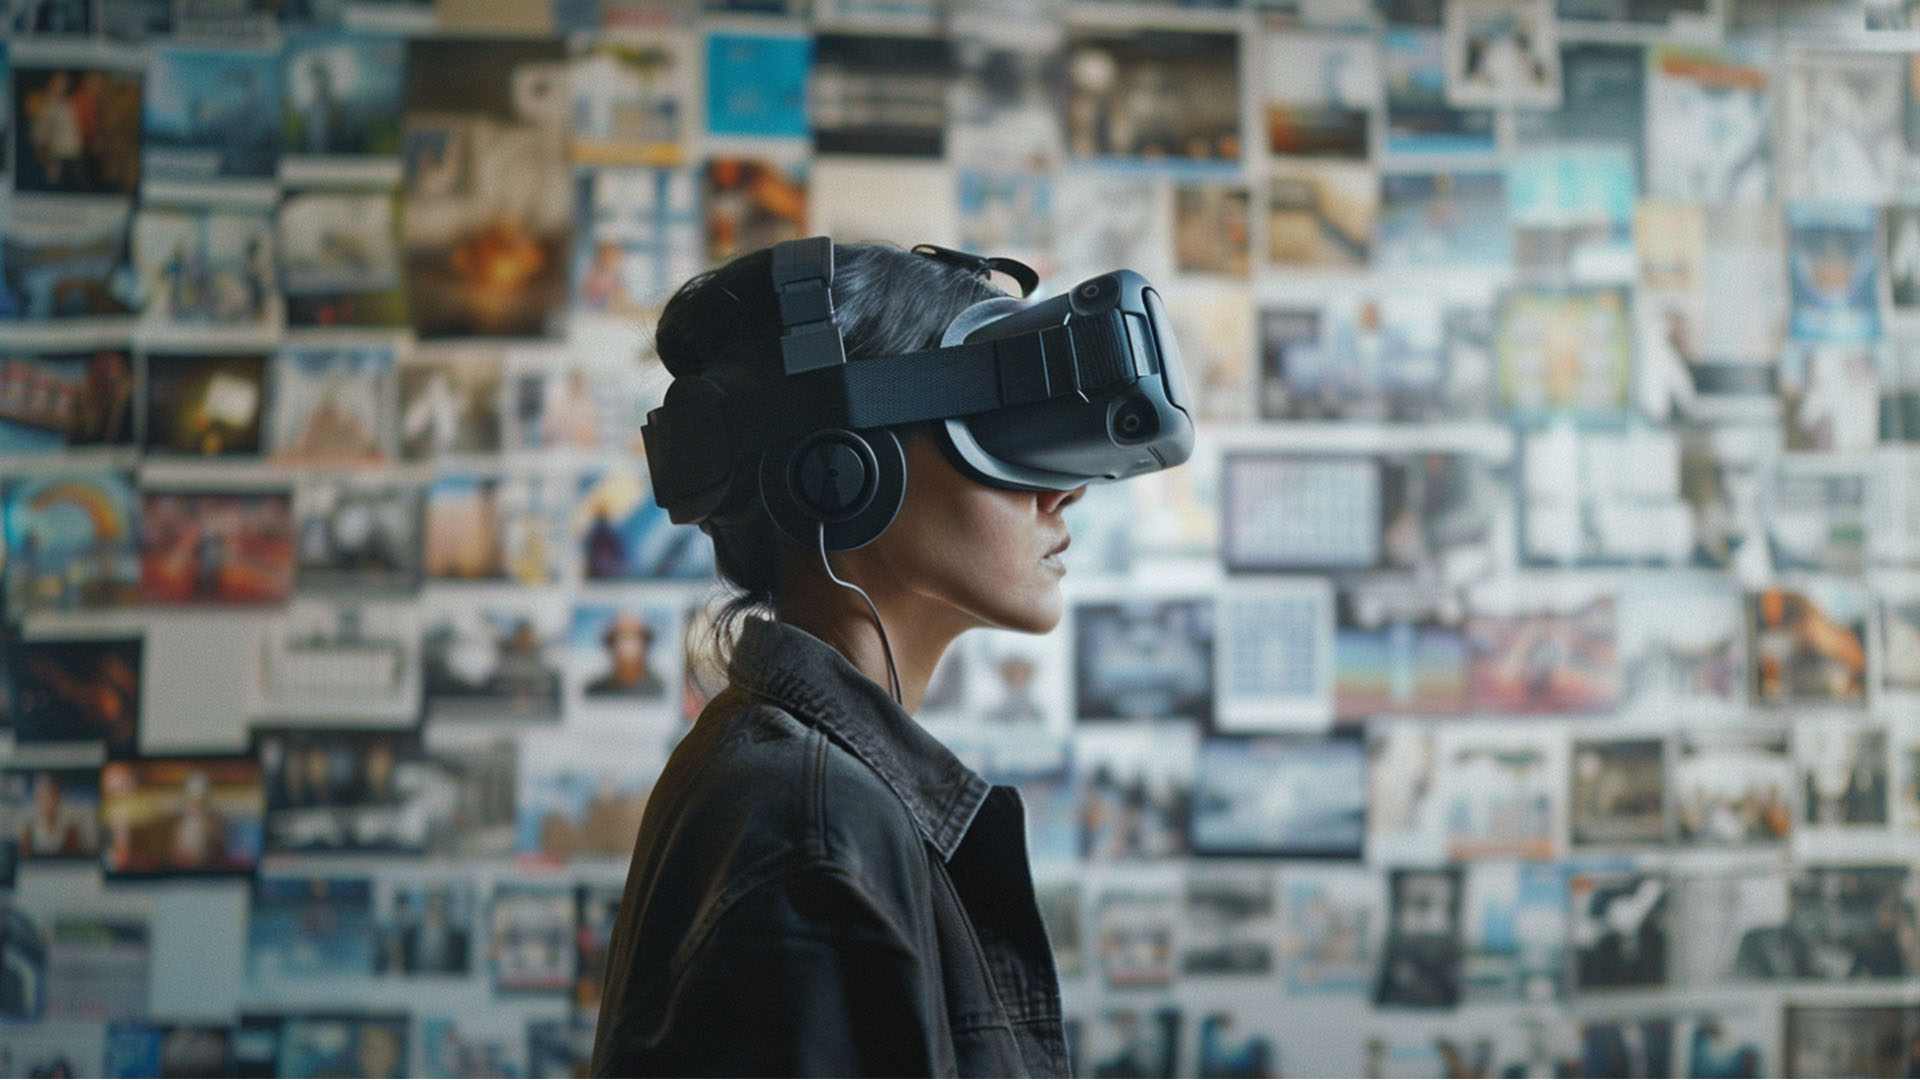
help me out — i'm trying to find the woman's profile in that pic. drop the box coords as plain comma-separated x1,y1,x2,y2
592,238,1187,1076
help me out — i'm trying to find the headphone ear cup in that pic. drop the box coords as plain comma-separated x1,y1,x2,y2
760,428,906,553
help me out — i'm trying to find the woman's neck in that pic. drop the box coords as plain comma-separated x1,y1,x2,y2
774,572,965,713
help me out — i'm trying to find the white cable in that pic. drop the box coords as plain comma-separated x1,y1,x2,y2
817,523,902,705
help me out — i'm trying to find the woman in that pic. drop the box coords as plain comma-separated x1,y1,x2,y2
592,242,1084,1076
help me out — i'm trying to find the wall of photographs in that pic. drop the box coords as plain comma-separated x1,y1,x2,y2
4,0,1920,1075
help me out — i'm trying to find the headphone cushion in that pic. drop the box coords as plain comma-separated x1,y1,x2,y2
759,428,906,552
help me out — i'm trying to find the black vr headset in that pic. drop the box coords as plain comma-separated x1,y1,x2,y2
641,236,1195,552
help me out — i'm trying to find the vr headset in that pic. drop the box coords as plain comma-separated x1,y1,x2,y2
642,236,1195,552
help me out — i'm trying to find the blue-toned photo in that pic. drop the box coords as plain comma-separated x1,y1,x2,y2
571,602,673,700
1788,200,1881,344
3,469,142,613
575,465,714,581
248,877,377,980
1190,735,1366,857
143,47,279,181
1377,170,1511,267
706,33,809,138
282,32,405,159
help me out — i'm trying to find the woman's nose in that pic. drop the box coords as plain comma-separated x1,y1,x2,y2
1040,485,1089,513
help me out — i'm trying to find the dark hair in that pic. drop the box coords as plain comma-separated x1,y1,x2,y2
652,241,1005,661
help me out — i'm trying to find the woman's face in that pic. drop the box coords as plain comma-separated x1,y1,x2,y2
852,432,1085,636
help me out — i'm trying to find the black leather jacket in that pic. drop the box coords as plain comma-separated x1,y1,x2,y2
591,617,1071,1077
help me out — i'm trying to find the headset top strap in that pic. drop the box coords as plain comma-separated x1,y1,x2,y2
771,236,846,374
912,243,1040,299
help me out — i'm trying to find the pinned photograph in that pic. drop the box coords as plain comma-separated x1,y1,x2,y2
516,733,657,862
490,883,575,994
423,471,564,585
1494,287,1632,413
1796,722,1888,828
43,915,148,1021
1367,726,1443,864
402,38,571,338
100,756,265,878
1617,579,1744,718
1780,53,1903,205
254,600,416,721
4,767,100,860
13,64,142,195
1190,734,1365,858
568,30,697,167
811,33,950,157
1748,582,1869,707
1182,872,1277,977
0,346,136,453
421,599,565,723
1506,145,1636,279
142,47,279,185
947,33,1064,171
1787,203,1881,345
1172,182,1250,279
1460,862,1565,1003
1216,577,1334,731
142,352,267,456
1074,724,1195,861
703,32,810,139
1267,162,1375,269
1515,42,1645,165
247,877,377,979
574,883,623,1021
280,32,407,168
1443,0,1559,108
704,159,807,262
1084,1007,1181,1078
1647,46,1772,205
1161,286,1254,423
2,469,141,612
1334,583,1470,720
267,345,395,465
1766,456,1867,572
132,204,280,330
1376,171,1510,268
1064,29,1240,164
1570,737,1667,846
1780,346,1877,451
0,194,139,319
421,736,517,858
570,601,674,702
376,880,473,975
1568,867,1669,990
1518,423,1693,566
571,166,701,317
11,635,141,754
1375,867,1463,1008
1465,590,1620,715
1785,1005,1920,1077
575,465,715,582
276,189,408,328
1094,884,1179,989
1383,26,1495,156
1263,30,1376,159
1074,598,1214,724
1194,1011,1279,1078
1716,866,1920,980
399,347,503,459
956,168,1051,261
1279,867,1380,995
257,727,430,853
1436,727,1562,860
138,488,294,605
1224,454,1381,571
291,478,420,594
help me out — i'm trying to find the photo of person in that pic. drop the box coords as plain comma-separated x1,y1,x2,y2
572,604,671,700
99,757,264,878
378,883,473,976
5,769,99,860
13,64,142,195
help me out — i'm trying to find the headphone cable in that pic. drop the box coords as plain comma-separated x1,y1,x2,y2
817,523,902,706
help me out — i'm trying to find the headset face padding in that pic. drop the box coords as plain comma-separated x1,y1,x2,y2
759,427,907,552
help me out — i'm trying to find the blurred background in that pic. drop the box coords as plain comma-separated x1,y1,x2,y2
2,0,1919,1075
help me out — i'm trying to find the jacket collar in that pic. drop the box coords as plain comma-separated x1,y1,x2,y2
727,617,992,862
